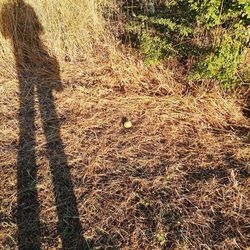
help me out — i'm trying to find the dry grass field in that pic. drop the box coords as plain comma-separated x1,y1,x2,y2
0,0,249,249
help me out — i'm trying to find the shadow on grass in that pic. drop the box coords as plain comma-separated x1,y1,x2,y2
0,1,89,249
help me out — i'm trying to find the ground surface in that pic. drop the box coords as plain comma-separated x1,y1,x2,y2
0,64,250,249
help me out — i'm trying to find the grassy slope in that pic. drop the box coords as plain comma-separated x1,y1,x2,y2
0,0,250,249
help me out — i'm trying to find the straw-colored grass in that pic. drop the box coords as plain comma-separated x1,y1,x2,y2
0,0,249,249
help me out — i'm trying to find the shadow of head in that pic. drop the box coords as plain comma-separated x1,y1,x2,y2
0,0,43,41
0,0,63,92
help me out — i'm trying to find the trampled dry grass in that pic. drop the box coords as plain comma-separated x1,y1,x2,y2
0,0,250,249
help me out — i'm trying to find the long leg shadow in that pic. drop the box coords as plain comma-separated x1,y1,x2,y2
0,1,89,249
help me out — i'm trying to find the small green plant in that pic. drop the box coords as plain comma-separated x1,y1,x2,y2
141,31,176,65
156,231,167,246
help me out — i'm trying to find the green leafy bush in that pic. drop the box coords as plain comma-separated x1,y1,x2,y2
123,0,250,87
191,24,248,88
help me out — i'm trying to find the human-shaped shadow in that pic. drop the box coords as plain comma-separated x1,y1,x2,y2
0,1,89,249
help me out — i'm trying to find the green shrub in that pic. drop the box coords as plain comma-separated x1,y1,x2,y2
191,25,248,87
123,0,250,88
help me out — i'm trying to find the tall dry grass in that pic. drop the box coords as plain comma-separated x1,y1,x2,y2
0,0,120,77
0,0,182,95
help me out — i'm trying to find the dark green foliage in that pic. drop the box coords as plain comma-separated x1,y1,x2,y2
123,0,250,87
